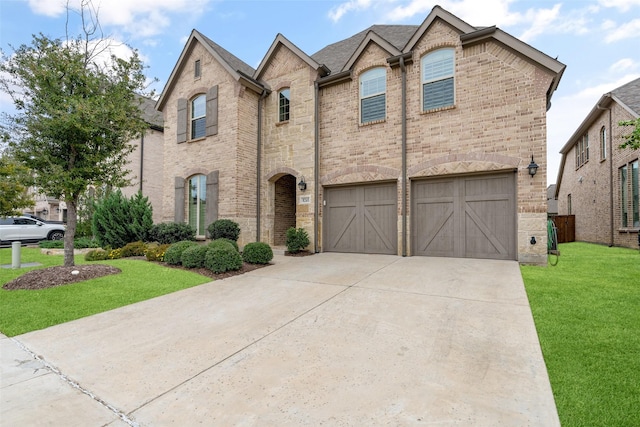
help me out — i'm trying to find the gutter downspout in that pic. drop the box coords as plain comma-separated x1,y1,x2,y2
400,57,407,257
257,89,269,242
314,81,320,253
139,134,144,193
597,99,614,246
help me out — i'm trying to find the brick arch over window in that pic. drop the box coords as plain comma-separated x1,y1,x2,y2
321,165,400,186
176,85,219,143
408,153,520,178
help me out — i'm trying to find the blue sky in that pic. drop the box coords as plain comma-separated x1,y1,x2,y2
1,0,639,185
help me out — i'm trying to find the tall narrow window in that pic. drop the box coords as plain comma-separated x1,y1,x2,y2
191,95,206,139
621,165,628,227
360,68,386,123
194,59,201,78
600,126,607,160
279,88,290,122
188,175,207,236
632,160,639,227
422,48,454,111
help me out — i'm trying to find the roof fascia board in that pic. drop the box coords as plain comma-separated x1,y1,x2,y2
317,70,352,88
156,30,199,111
255,33,326,80
342,31,402,72
403,5,475,52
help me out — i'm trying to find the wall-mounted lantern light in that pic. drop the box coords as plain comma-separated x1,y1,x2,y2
527,155,539,177
298,176,307,192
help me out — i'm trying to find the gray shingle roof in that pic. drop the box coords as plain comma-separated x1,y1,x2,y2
138,95,163,129
612,76,640,115
198,32,255,77
311,25,419,74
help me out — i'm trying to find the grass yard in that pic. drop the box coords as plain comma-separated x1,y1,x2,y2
521,242,640,427
0,247,211,337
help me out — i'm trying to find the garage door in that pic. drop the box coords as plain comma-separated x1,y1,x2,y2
324,183,397,254
412,173,516,260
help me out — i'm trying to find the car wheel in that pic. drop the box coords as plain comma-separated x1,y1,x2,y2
48,231,64,241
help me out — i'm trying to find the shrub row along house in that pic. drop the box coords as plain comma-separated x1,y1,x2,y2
555,77,640,249
153,5,565,265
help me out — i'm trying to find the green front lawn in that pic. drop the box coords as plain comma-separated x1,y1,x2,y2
0,248,211,337
521,242,640,427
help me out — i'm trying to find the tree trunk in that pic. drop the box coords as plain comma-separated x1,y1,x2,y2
63,199,78,267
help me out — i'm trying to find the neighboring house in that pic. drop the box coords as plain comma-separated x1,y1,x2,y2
547,184,558,217
24,96,165,224
156,5,565,264
555,77,640,249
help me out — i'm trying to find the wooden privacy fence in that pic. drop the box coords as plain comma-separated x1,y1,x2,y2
551,215,575,243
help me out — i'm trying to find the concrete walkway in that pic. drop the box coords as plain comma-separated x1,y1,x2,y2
1,253,559,426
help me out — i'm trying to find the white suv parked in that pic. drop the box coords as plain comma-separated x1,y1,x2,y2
0,216,65,244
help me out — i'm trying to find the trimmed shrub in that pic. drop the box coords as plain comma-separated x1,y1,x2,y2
85,249,108,261
120,241,148,258
145,243,170,262
286,227,310,254
204,244,243,274
148,222,196,245
181,245,209,268
164,240,198,265
242,242,273,264
211,237,239,252
108,248,123,259
92,190,153,248
74,237,100,249
39,240,63,249
207,219,240,241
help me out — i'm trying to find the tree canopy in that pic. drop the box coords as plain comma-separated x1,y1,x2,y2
0,4,152,265
0,155,33,216
619,117,640,150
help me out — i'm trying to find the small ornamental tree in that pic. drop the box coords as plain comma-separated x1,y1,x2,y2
619,118,640,150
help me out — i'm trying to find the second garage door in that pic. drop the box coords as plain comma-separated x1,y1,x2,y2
412,173,516,260
324,183,397,255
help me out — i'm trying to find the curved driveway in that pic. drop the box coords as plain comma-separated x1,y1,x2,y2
2,253,559,426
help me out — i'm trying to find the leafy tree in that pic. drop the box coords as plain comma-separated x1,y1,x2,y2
0,155,33,216
619,118,640,150
0,3,151,265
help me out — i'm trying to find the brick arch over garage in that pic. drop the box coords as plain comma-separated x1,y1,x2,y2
320,165,400,186
408,153,520,178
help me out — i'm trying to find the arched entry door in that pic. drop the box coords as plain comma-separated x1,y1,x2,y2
274,174,297,246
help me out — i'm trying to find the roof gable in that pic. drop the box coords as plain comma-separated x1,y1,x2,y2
404,5,476,51
255,33,328,82
156,30,261,111
342,30,403,72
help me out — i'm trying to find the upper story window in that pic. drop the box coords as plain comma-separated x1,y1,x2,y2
279,88,290,122
600,126,607,160
191,94,206,139
422,48,455,111
194,60,201,78
360,67,386,124
575,133,589,169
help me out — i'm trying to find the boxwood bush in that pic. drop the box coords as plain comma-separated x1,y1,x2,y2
204,243,243,273
180,245,209,269
242,242,273,264
164,240,199,265
120,241,148,258
210,237,238,252
85,249,108,261
207,219,240,241
286,227,310,254
145,243,170,262
148,222,196,245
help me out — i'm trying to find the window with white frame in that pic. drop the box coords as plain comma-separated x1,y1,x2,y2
191,95,206,139
575,133,589,169
359,67,386,123
188,175,207,236
422,48,455,111
600,126,607,160
279,88,290,122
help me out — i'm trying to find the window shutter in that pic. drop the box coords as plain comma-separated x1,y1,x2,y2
206,86,218,136
177,98,187,143
206,171,219,227
174,177,185,222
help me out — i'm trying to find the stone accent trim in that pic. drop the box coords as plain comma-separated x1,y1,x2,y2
321,165,401,186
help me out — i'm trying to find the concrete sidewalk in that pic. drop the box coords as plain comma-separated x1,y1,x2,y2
1,253,559,426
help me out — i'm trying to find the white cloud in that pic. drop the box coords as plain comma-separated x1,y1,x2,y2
27,0,211,39
604,19,640,43
598,0,640,12
609,58,639,73
329,0,374,22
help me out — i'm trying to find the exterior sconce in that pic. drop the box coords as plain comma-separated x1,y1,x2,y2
527,155,539,177
298,176,307,192
530,236,537,245
42,208,48,216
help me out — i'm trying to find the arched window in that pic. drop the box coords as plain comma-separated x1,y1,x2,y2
279,88,290,122
191,95,206,139
188,174,207,236
360,67,386,123
600,126,607,160
422,48,455,111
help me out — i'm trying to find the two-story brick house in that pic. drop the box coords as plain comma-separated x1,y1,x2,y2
555,77,639,249
156,5,565,264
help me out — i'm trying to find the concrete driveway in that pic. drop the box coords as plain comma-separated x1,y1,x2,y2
1,253,559,426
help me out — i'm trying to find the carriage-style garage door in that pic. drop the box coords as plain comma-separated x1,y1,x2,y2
412,173,516,260
324,183,397,254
